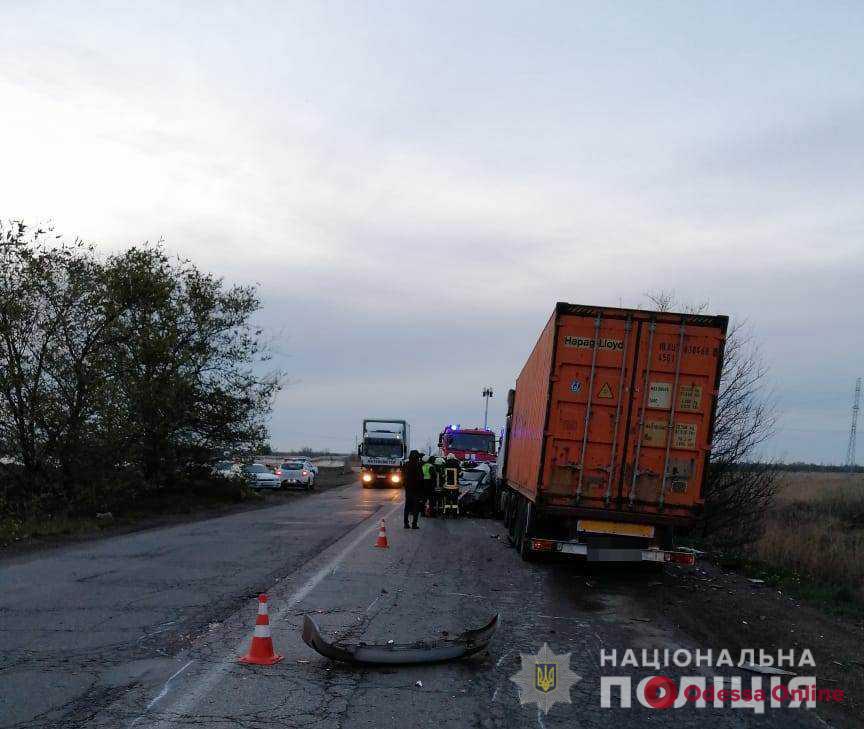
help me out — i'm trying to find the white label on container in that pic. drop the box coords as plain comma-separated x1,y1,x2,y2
678,384,703,412
648,382,671,409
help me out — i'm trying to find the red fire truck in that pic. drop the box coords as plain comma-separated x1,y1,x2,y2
437,425,497,465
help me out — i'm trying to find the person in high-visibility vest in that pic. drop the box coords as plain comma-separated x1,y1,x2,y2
421,455,435,514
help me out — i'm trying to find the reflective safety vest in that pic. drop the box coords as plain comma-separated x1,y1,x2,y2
421,463,433,480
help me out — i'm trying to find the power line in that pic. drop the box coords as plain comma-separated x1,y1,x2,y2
846,377,861,471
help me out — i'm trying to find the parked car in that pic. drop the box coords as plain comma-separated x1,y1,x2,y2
211,461,243,479
265,463,284,478
242,463,280,489
280,461,315,490
291,457,319,476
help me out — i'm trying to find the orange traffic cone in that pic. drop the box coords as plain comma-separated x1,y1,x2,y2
374,519,389,548
239,594,283,665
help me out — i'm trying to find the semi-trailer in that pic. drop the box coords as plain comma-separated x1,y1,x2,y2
498,302,727,564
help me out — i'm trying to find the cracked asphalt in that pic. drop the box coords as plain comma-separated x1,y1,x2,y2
0,481,831,728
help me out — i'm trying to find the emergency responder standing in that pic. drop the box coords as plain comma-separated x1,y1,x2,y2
433,456,446,514
403,450,423,529
444,453,461,482
421,455,435,514
442,453,462,516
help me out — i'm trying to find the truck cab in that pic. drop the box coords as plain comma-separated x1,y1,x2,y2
359,419,409,487
438,426,497,467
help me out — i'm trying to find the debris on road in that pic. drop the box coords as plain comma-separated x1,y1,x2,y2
415,680,423,688
301,613,498,665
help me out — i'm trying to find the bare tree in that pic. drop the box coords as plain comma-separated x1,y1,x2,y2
646,290,780,547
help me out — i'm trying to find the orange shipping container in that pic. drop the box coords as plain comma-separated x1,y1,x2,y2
500,302,727,561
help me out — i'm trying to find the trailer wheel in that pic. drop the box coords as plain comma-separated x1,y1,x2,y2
504,491,518,545
496,482,508,520
516,498,534,562
506,490,517,531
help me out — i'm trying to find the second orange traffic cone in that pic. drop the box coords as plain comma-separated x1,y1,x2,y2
374,519,389,548
239,594,283,665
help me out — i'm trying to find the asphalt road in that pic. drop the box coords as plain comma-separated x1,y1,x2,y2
0,481,830,728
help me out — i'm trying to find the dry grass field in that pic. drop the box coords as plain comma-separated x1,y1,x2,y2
754,471,864,604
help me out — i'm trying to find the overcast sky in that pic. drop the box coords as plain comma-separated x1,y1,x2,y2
2,2,862,463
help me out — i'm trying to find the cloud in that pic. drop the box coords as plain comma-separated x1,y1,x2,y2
0,1,861,461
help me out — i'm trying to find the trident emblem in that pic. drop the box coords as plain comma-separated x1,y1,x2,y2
535,663,557,693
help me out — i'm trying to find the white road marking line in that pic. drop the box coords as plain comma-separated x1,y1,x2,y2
491,687,499,702
496,647,513,667
145,660,194,709
139,499,402,729
536,706,547,729
129,659,196,725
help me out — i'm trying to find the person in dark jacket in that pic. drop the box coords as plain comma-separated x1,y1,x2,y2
403,450,424,529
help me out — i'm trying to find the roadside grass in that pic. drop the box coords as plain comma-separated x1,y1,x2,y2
0,477,263,548
724,471,864,617
0,470,355,549
0,513,102,543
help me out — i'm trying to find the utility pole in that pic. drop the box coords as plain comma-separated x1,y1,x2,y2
847,378,861,472
482,386,494,430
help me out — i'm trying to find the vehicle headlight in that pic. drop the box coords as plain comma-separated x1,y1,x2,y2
390,473,401,483
362,473,373,483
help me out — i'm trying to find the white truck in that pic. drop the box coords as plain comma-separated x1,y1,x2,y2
358,419,409,487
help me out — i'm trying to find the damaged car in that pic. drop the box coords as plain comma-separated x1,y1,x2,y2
458,463,495,517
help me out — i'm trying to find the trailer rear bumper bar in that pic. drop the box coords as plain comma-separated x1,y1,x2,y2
532,503,698,528
528,538,696,565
